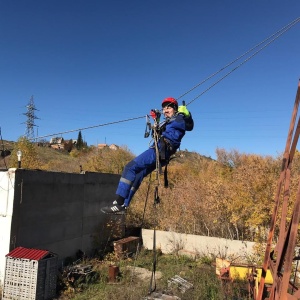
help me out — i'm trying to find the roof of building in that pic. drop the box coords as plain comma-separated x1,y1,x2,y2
6,247,50,261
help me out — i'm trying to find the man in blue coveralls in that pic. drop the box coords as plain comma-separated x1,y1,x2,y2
101,97,193,214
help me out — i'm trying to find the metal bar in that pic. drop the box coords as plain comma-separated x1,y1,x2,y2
257,81,300,300
277,118,300,271
278,181,300,298
268,118,300,299
292,288,300,297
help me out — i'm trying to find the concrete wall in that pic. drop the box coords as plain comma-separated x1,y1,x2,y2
142,229,256,259
0,169,16,288
0,169,258,287
0,168,124,285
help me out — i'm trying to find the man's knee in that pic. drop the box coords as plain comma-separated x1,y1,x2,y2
122,160,137,176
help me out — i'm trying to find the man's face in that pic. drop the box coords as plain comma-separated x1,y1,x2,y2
163,105,175,118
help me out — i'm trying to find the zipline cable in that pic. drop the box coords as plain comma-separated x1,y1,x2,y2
177,16,300,101
33,116,144,140
185,16,300,107
32,16,300,140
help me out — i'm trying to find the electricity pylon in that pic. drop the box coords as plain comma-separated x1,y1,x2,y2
23,95,39,140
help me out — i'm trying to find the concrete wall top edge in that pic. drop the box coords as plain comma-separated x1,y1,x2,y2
13,169,120,184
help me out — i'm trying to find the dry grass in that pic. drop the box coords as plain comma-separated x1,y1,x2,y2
56,250,250,300
0,140,86,173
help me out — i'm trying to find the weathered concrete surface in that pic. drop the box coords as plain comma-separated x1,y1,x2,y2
0,169,257,287
125,266,162,281
142,229,255,259
0,168,124,285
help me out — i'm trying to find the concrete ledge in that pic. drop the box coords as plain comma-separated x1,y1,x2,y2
142,229,255,259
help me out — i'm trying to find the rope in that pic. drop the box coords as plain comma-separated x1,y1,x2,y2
30,116,145,140
126,126,160,296
148,192,160,294
127,173,152,298
177,16,300,102
148,123,162,295
30,17,300,142
141,173,153,225
153,126,162,184
185,16,300,107
149,215,157,294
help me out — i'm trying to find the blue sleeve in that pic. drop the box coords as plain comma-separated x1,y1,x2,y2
162,114,186,149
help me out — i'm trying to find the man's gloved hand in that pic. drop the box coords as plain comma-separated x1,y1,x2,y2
150,109,161,120
178,105,190,117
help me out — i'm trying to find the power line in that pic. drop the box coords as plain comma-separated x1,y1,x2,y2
34,16,300,141
185,16,300,106
35,116,144,140
177,16,300,102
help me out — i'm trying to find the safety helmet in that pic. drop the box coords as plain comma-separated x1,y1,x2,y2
162,97,178,110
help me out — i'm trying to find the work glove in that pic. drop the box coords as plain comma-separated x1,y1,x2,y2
178,105,190,117
150,109,161,121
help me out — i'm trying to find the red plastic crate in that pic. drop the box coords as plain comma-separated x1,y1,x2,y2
2,247,58,300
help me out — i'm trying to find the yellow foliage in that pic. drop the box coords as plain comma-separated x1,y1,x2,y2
9,137,42,170
83,146,135,174
127,149,284,242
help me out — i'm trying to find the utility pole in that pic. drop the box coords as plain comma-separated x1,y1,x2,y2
23,96,39,141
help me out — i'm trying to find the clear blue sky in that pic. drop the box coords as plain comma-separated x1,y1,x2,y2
1,1,299,159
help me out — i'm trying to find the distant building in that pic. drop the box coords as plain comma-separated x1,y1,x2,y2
50,137,64,149
97,143,119,150
109,144,119,151
98,143,108,149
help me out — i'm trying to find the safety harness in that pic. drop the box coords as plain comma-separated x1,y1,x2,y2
147,113,163,294
146,110,177,294
147,110,177,188
145,106,194,295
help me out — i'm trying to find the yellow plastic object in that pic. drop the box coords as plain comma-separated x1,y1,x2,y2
215,258,273,285
229,265,273,285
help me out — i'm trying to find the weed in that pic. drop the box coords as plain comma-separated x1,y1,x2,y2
56,249,250,300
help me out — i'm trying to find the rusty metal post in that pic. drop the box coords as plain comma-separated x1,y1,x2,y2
108,265,119,283
257,81,300,300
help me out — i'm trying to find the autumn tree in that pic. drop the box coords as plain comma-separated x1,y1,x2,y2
10,137,41,169
64,139,74,152
126,149,283,242
84,146,135,174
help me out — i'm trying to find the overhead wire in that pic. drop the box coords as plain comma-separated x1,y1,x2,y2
34,116,144,140
177,16,300,102
185,16,300,107
32,16,300,141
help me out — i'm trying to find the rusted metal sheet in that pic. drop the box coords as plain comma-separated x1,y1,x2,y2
113,236,140,257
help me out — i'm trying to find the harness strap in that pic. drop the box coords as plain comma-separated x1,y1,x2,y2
159,136,166,161
159,137,176,188
164,164,169,188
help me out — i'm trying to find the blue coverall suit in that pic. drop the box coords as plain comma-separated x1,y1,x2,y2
116,113,187,207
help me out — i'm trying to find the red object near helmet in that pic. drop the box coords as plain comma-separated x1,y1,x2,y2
162,97,178,109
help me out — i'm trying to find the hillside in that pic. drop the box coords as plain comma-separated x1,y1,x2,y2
0,139,211,172
1,138,287,244
0,140,84,172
